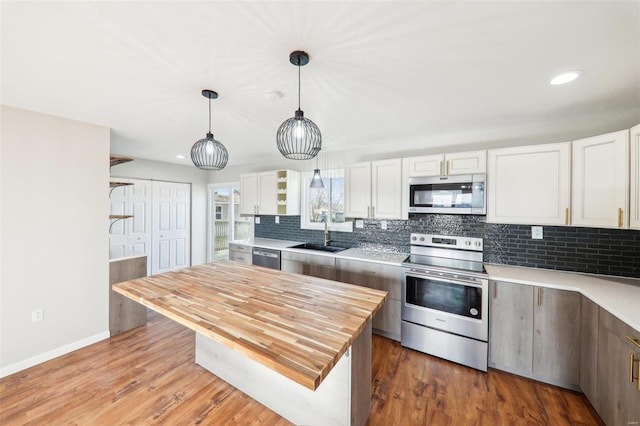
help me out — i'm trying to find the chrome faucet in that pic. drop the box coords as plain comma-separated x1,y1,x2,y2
323,218,331,246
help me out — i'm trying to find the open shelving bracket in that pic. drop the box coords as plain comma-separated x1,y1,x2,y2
109,215,134,233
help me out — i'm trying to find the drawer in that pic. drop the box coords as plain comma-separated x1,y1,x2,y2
229,243,251,253
229,251,251,264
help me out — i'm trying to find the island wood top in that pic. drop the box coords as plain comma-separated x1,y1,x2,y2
112,261,387,390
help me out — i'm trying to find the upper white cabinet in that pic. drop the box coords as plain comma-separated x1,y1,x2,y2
630,124,640,229
487,143,571,225
571,130,629,228
405,150,486,177
345,159,402,219
240,170,300,216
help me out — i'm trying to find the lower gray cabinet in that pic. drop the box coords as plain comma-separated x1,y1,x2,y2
489,280,534,372
229,243,252,264
489,280,580,390
596,308,640,426
336,258,401,341
109,255,147,336
579,296,599,405
281,250,337,280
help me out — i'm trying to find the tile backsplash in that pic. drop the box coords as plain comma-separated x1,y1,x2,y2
254,214,640,278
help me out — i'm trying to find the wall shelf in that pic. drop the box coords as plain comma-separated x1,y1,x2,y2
109,181,134,197
110,155,133,168
109,155,134,232
109,215,134,233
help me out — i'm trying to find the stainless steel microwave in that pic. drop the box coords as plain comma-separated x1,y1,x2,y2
408,174,486,215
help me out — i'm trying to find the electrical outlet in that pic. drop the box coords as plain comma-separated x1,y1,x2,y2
355,219,364,229
32,309,43,323
531,226,543,240
275,216,279,224
380,220,388,230
255,217,260,225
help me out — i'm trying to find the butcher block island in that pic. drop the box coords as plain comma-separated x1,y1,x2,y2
112,260,387,426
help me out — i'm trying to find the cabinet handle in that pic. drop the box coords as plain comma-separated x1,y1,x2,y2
638,360,640,391
493,282,497,299
565,208,570,225
440,161,444,176
537,287,542,306
371,206,375,218
618,208,624,227
630,353,635,383
446,160,450,175
627,335,640,349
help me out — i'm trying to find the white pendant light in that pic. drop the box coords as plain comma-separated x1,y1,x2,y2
276,51,322,160
191,89,228,170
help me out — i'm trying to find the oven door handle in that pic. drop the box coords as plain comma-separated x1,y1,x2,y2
404,270,486,287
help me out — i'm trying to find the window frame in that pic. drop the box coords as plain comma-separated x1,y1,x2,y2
300,168,353,232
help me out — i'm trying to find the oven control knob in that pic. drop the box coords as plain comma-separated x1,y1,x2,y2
465,240,471,246
412,236,417,241
419,237,425,241
475,241,481,247
470,308,479,316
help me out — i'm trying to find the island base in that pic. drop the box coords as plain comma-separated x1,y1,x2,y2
195,322,372,426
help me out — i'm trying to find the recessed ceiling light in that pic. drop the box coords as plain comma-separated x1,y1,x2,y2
550,71,582,85
176,155,185,159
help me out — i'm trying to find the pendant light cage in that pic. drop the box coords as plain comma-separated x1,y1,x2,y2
191,133,229,171
276,51,322,160
191,89,228,170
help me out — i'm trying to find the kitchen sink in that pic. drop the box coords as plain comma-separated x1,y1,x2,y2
289,243,347,253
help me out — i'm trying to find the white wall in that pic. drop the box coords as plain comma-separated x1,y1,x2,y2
0,106,110,375
111,158,209,266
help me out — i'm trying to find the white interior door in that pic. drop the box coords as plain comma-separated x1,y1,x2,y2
109,178,153,274
152,181,191,274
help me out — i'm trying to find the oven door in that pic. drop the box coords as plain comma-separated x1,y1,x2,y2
402,268,488,341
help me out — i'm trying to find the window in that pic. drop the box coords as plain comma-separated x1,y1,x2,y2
207,183,252,261
301,169,352,232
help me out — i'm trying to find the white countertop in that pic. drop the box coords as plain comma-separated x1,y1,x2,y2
109,254,147,263
231,238,303,249
485,264,640,333
231,238,409,265
336,248,409,266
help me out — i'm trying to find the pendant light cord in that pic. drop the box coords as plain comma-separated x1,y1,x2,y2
208,97,212,133
298,56,301,111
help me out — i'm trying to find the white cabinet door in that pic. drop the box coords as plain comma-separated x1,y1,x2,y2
405,154,443,177
572,130,629,228
445,150,487,174
257,171,278,215
240,173,258,215
372,159,402,219
152,181,191,274
630,124,640,229
487,143,571,225
345,162,372,218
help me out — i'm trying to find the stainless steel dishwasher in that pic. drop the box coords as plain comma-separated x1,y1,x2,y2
251,247,281,270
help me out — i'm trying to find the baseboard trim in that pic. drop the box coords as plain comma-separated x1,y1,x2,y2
0,330,110,378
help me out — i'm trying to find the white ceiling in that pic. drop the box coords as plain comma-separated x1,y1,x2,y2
2,1,640,168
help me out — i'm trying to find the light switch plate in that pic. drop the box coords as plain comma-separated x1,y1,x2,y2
531,226,543,240
255,217,260,225
380,220,388,230
355,219,364,229
275,216,279,224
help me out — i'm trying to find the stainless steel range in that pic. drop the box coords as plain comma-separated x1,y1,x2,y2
401,233,489,371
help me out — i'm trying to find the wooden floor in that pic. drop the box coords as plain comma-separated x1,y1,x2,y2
1,312,603,426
